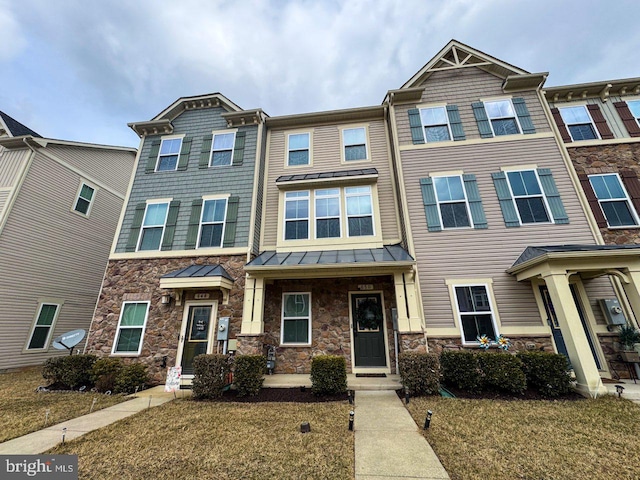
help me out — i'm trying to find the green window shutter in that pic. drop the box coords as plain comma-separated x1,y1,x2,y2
419,178,441,232
125,203,147,251
161,200,181,251
408,109,425,144
512,97,536,134
491,172,520,227
177,137,192,171
472,102,493,138
446,105,465,141
537,168,569,224
199,135,213,169
223,196,240,247
462,174,487,229
232,131,246,166
185,199,203,249
145,139,161,173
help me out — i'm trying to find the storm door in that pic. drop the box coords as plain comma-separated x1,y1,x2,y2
351,293,387,367
179,304,215,375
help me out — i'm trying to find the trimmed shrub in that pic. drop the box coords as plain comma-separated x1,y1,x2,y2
478,352,526,394
42,357,66,386
398,352,440,396
518,351,572,397
91,358,124,393
42,354,97,390
310,355,347,395
233,355,265,397
192,354,232,400
115,363,149,394
440,350,484,393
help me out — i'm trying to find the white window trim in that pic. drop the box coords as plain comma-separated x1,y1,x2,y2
588,173,640,228
137,199,171,252
283,190,310,241
314,188,342,239
482,98,521,137
209,129,237,167
111,301,150,356
72,180,97,217
433,175,472,230
280,292,312,346
286,131,312,168
345,185,375,238
341,125,369,163
627,99,640,128
24,301,62,352
418,105,453,143
449,282,500,346
505,169,553,226
197,196,229,248
559,105,600,141
155,135,184,172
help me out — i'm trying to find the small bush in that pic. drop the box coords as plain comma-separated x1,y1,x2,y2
518,351,572,397
42,357,66,386
42,354,97,390
440,350,484,393
91,358,124,393
478,352,526,394
192,354,232,400
399,352,440,396
310,355,347,395
115,363,149,394
233,355,265,397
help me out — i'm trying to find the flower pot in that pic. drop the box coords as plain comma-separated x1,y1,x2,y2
621,350,640,363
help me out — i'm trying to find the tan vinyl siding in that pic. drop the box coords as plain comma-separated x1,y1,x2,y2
582,277,618,326
0,189,9,216
0,148,29,188
395,68,551,146
402,136,613,330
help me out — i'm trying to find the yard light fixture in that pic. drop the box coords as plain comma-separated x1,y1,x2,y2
348,390,354,405
300,422,311,433
405,387,410,405
615,385,625,398
349,411,355,431
424,410,433,430
62,427,67,444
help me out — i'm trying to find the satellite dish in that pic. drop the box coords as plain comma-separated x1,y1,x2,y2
52,329,86,350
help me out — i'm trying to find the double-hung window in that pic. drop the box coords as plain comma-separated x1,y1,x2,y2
343,127,367,161
628,100,640,126
210,132,235,167
26,303,60,350
315,188,341,238
454,285,498,343
74,183,95,215
433,176,471,228
559,106,598,141
156,138,182,171
484,100,520,136
112,301,149,355
281,293,311,345
589,174,639,227
284,191,309,240
346,186,374,236
199,198,228,247
288,133,310,166
506,170,550,223
138,202,169,251
420,107,451,142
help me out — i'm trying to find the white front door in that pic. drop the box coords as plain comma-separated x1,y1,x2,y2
176,301,217,376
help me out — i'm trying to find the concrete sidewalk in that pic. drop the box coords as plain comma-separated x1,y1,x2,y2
354,391,449,480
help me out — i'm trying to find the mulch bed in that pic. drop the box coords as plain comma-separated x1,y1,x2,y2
203,388,350,403
398,387,584,401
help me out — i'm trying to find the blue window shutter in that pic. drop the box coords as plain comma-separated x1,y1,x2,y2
223,196,239,247
177,138,191,171
185,199,203,249
145,139,161,173
161,200,181,251
512,98,536,134
491,172,520,227
233,131,246,166
125,203,147,251
472,103,493,138
199,135,213,169
408,109,425,144
419,178,441,232
537,168,569,224
446,105,465,141
463,174,487,229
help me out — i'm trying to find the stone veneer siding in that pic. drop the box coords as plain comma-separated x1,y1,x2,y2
85,255,246,384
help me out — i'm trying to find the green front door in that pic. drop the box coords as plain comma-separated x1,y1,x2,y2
180,305,213,375
352,293,387,367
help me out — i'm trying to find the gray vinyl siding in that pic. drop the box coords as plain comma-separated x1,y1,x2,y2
401,136,614,330
395,68,551,146
0,148,29,188
549,97,632,140
0,151,124,369
114,107,258,252
262,119,399,247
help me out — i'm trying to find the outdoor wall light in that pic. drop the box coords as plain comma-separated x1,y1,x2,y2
300,422,311,433
161,293,172,305
615,385,625,398
424,410,433,430
348,411,355,431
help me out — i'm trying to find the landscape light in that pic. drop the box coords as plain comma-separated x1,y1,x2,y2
615,385,625,398
349,411,355,431
300,422,311,433
424,410,433,429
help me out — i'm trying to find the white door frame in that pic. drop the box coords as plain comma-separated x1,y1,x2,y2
348,291,391,375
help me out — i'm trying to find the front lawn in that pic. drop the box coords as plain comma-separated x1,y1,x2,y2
405,395,640,480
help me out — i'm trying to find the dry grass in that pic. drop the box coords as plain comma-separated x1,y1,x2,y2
0,366,128,442
49,399,354,480
406,396,640,480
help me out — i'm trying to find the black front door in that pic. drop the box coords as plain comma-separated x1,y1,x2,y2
352,293,387,367
540,286,570,362
180,305,213,375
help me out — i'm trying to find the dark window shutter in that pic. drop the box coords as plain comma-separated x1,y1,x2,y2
614,102,640,137
462,174,487,229
233,131,246,166
472,102,493,138
446,105,466,141
185,199,203,249
223,196,240,247
408,109,425,144
125,203,147,251
161,200,181,251
550,108,572,143
145,139,161,173
620,169,640,217
578,174,607,228
419,178,441,232
586,104,614,139
512,97,536,134
537,168,569,224
491,172,520,227
199,135,213,169
177,137,192,171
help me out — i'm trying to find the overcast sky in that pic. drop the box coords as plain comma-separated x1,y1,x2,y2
2,0,639,148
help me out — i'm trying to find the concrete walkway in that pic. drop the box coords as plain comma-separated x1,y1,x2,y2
354,391,449,480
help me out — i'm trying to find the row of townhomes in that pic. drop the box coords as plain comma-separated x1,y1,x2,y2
6,40,639,398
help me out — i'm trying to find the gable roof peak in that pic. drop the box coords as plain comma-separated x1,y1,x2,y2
0,110,42,138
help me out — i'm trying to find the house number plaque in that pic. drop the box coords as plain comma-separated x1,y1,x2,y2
358,284,374,291
194,293,210,299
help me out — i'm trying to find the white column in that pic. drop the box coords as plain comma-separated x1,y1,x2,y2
241,276,265,335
